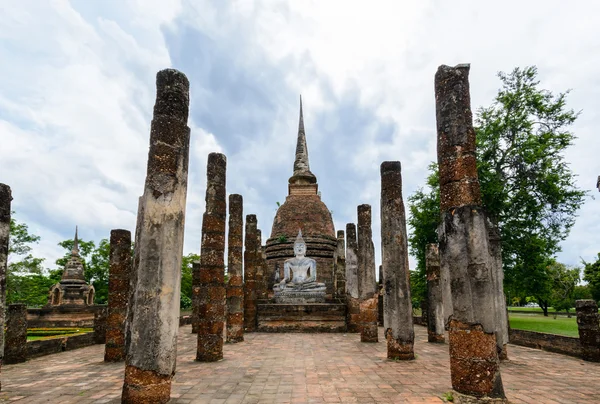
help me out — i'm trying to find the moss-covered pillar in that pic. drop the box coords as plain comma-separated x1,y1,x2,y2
122,69,191,404
436,64,506,401
486,217,509,359
345,223,360,333
335,231,346,299
196,153,227,362
105,229,132,362
226,194,244,343
380,161,414,359
357,204,378,343
4,304,27,364
243,214,258,332
426,244,445,343
576,299,600,362
0,184,11,388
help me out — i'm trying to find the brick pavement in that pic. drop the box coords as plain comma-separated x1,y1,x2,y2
1,325,599,403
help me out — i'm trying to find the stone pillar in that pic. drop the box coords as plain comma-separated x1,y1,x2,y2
357,204,378,343
94,306,108,344
0,184,11,387
4,304,27,365
196,153,227,362
122,69,191,404
426,244,444,343
191,261,201,333
345,223,360,333
243,214,258,332
436,64,506,401
380,161,414,359
255,229,266,300
576,300,600,362
226,194,244,343
105,229,132,362
378,265,384,326
334,231,346,299
486,217,509,359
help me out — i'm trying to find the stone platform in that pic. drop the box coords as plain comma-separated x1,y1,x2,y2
257,302,346,332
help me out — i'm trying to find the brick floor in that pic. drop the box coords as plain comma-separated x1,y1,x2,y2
1,325,599,403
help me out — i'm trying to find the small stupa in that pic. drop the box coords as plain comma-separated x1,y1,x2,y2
47,227,95,307
265,97,337,296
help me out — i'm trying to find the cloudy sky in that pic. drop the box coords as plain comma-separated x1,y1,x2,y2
1,0,599,273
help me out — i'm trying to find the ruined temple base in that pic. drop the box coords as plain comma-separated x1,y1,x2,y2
273,290,326,304
257,302,346,332
27,305,99,328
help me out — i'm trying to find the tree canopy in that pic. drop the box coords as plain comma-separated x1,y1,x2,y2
408,66,586,309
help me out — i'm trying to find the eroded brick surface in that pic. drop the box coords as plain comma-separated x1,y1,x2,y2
2,325,599,403
576,299,600,362
4,304,27,365
357,205,378,343
227,194,244,343
243,215,258,332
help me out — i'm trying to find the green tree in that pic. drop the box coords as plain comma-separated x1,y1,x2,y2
583,253,600,302
407,164,439,306
407,66,586,314
6,214,51,306
547,261,580,317
180,252,200,310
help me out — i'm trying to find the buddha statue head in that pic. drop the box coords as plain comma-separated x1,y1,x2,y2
293,230,307,257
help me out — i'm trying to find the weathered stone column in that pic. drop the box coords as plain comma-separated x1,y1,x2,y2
0,184,11,388
105,229,132,362
122,69,191,404
196,153,227,362
576,300,600,362
345,223,360,333
191,261,201,334
255,229,266,300
426,244,444,343
380,161,414,359
357,204,378,343
94,306,108,344
378,265,384,326
4,304,27,365
226,194,244,343
436,64,506,401
243,214,258,332
486,217,509,359
334,231,346,298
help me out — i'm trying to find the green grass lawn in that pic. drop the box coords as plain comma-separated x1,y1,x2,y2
509,313,579,337
26,327,93,341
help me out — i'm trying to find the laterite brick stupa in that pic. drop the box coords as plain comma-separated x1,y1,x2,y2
265,97,337,296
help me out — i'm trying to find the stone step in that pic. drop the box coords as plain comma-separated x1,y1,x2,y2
257,303,347,333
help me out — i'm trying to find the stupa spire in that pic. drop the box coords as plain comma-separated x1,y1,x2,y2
289,95,317,185
71,226,79,256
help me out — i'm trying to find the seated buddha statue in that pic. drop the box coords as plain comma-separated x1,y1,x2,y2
274,230,326,303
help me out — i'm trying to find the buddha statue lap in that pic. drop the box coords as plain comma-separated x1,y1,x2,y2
274,230,326,303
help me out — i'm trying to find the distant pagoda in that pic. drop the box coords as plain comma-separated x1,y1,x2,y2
47,227,95,307
265,97,337,296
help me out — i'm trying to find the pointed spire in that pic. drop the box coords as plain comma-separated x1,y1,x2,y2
289,95,317,185
71,226,80,256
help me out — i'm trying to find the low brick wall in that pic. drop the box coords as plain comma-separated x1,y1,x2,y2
509,329,582,358
27,332,96,359
179,315,192,327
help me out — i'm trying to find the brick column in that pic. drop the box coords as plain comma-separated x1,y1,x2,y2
378,265,383,326
335,231,346,299
192,261,201,334
436,64,506,401
255,229,266,300
357,204,378,343
196,153,227,362
122,69,191,404
105,229,132,362
345,223,360,333
486,217,509,359
243,214,258,332
426,244,444,343
4,304,27,364
226,194,244,343
380,161,414,359
576,299,600,362
0,184,11,389
94,306,108,344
